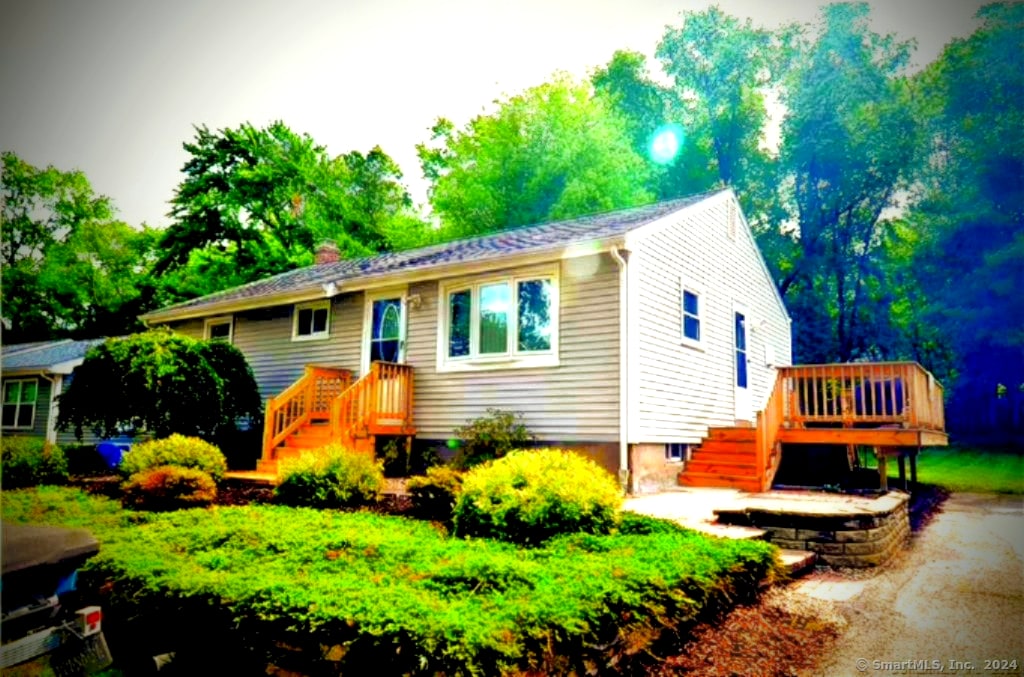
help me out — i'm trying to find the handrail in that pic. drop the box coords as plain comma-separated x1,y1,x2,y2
261,366,351,461
778,362,945,432
330,362,414,446
754,370,786,491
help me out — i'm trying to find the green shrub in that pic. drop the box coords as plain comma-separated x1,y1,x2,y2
274,444,384,508
407,466,464,521
122,465,218,511
1,437,68,488
120,434,227,482
618,511,692,536
452,408,533,470
453,448,623,545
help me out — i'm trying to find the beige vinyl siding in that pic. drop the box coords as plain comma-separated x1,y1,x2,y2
629,195,791,444
1,376,50,440
168,293,364,401
405,253,620,442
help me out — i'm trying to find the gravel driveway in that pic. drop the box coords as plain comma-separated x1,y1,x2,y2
809,492,1023,676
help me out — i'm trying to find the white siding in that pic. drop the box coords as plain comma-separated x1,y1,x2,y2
406,254,620,442
628,194,791,444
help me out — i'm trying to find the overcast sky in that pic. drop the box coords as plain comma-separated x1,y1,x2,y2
1,0,987,228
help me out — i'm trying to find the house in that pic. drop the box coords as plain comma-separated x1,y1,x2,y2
141,188,947,493
1,339,107,446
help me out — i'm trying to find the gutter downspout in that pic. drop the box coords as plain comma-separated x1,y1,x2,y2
609,246,630,494
38,372,60,445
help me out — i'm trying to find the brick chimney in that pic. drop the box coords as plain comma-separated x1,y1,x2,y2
315,240,340,265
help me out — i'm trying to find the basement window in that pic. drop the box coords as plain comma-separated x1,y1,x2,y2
666,443,688,462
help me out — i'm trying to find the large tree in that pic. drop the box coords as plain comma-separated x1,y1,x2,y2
906,2,1024,435
156,122,426,302
418,75,652,239
1,151,157,342
777,3,919,362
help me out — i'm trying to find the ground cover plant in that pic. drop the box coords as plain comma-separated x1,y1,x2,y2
2,487,777,676
0,437,68,488
882,446,1024,494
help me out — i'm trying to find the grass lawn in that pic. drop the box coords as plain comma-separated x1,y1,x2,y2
2,486,777,675
884,446,1024,494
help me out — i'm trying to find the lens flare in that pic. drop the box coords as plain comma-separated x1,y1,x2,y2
648,124,685,165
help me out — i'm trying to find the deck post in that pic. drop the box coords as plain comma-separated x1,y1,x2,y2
874,447,888,492
910,446,919,489
898,453,907,491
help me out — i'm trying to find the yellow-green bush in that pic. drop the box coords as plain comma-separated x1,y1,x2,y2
120,434,227,482
407,466,464,522
453,448,622,545
274,444,384,508
122,465,217,511
1,437,68,488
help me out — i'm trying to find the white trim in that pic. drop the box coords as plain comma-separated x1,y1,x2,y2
679,277,705,351
610,247,630,488
291,300,332,342
2,377,39,430
203,315,234,343
361,287,408,375
733,302,753,422
44,373,62,444
436,265,560,373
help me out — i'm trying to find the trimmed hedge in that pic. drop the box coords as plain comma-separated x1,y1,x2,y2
274,444,384,508
122,465,218,511
1,437,68,488
120,434,227,482
453,448,623,544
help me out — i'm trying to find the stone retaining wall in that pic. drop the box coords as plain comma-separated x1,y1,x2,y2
715,492,910,568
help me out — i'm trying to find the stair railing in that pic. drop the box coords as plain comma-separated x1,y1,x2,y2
262,366,351,461
330,362,414,448
754,370,786,491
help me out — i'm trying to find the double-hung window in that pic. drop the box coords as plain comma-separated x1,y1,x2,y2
204,316,233,343
293,301,330,341
2,378,38,429
440,269,558,370
681,279,703,349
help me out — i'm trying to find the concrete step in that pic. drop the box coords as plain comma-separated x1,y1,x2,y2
777,549,817,577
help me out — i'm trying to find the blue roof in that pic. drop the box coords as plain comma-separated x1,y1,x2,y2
143,190,720,321
1,339,107,372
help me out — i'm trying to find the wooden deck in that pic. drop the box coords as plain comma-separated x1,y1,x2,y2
681,362,948,492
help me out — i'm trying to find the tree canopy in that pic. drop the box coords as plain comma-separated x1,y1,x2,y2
1,151,158,342
57,330,262,441
417,75,653,239
156,121,428,302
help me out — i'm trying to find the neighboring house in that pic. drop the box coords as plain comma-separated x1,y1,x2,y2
141,188,946,493
1,339,107,446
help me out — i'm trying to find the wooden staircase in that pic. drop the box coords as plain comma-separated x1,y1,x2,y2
256,362,413,477
678,427,762,493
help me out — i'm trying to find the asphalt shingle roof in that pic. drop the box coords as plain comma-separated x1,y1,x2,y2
1,339,108,372
145,190,721,320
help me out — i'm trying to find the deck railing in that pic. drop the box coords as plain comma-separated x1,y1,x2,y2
330,362,414,445
262,366,352,459
778,362,944,431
